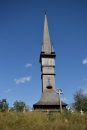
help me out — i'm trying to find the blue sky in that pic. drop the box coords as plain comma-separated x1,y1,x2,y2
0,0,87,107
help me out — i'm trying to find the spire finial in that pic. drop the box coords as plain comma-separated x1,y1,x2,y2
43,9,47,15
45,11,46,15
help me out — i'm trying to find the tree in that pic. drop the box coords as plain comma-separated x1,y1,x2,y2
13,100,27,112
73,89,87,112
0,99,9,112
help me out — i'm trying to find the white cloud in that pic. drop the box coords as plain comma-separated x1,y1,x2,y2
14,76,31,84
4,89,11,93
82,58,87,65
25,63,32,68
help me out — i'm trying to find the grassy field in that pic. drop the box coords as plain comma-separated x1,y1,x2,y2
0,111,87,130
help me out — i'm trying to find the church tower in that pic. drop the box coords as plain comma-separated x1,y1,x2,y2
33,14,67,110
40,14,56,93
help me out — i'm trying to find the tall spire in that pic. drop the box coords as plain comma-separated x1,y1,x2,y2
33,14,67,111
42,14,54,54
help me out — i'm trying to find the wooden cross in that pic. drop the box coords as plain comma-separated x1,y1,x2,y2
56,88,63,113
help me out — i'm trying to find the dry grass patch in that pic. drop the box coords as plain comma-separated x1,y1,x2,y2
0,112,87,130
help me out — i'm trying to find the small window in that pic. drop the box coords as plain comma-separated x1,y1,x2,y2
46,86,52,89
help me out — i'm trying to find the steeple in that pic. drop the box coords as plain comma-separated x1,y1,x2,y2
42,14,55,54
33,14,67,111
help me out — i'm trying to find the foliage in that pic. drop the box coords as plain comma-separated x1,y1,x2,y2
73,89,87,112
0,99,9,112
0,112,87,130
13,100,27,112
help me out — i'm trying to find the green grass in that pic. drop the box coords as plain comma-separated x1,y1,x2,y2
0,111,87,130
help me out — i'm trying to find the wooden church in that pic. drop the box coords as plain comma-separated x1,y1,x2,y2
33,14,67,111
